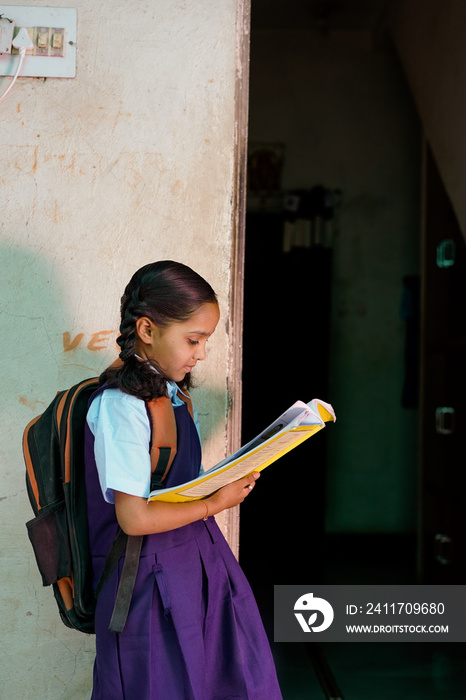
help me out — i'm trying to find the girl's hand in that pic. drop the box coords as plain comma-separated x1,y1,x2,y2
206,472,260,515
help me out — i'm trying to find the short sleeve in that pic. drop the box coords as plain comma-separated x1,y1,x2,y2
87,388,151,504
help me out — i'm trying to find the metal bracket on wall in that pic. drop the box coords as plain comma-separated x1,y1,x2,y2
435,406,455,435
436,239,456,268
435,533,452,566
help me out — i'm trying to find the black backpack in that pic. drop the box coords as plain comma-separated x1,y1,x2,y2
23,377,178,634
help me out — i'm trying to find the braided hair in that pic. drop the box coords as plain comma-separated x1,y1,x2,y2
101,260,218,401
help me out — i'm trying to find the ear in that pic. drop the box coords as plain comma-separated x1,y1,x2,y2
135,316,156,345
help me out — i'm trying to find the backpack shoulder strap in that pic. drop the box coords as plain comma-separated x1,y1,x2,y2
88,376,145,633
146,396,177,491
108,534,143,634
101,392,179,631
146,387,194,490
176,388,194,421
94,529,143,635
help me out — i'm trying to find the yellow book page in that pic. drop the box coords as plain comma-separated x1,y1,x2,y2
149,423,323,503
315,402,335,423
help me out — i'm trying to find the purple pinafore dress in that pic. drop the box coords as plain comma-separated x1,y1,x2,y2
85,393,283,700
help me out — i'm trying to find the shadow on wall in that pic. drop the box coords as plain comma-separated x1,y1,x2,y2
0,243,98,699
0,243,228,697
0,243,71,435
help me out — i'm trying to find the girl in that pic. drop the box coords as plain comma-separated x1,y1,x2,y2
84,261,283,700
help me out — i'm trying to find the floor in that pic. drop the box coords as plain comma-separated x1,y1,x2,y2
244,534,466,700
271,639,466,700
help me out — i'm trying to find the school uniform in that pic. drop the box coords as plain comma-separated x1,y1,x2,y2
84,383,283,700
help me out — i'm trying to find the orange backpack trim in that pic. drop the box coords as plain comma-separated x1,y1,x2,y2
146,388,193,489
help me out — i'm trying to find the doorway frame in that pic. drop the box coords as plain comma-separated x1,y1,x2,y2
225,0,251,558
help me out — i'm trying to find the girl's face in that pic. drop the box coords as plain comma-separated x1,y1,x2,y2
139,302,220,382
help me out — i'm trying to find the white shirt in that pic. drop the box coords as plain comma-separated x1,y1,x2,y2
87,383,201,504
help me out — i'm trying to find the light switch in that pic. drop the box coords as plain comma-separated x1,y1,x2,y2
37,31,48,49
52,31,63,50
51,28,65,56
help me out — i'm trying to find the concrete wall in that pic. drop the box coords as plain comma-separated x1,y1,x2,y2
248,27,421,533
0,1,243,696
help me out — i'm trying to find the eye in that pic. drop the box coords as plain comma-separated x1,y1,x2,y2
188,339,199,346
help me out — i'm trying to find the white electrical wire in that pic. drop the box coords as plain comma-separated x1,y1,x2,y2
0,47,27,104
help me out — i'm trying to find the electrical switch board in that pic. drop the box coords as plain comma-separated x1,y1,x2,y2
0,6,76,77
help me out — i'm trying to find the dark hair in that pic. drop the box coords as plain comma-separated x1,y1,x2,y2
101,260,218,401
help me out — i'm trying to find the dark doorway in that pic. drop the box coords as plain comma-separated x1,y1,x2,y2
233,2,466,698
238,0,421,596
239,209,333,588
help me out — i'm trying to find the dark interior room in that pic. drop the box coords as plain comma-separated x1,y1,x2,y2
238,1,466,697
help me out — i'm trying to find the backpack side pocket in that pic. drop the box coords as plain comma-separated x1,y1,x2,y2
26,501,71,586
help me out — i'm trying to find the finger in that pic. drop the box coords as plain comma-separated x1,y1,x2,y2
245,473,259,492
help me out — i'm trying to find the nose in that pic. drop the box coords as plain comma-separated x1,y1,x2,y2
194,342,206,361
